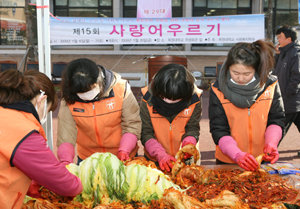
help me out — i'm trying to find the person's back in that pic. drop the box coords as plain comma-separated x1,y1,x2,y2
272,26,300,135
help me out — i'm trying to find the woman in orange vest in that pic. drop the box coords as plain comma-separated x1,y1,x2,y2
57,58,141,164
141,64,202,172
0,70,82,209
209,40,285,171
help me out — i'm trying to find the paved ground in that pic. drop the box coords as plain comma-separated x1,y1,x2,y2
52,88,300,165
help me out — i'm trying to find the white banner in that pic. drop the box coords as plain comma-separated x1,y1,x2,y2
50,14,264,45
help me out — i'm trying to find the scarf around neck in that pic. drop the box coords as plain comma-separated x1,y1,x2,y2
151,96,188,117
218,66,263,108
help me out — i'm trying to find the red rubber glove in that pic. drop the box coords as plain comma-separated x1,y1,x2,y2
27,180,42,198
181,136,197,159
183,152,192,159
117,150,130,161
263,145,279,164
145,138,176,172
263,125,282,164
158,154,176,172
235,152,259,171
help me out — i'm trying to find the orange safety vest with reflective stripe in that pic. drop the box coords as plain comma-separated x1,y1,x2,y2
211,81,277,163
68,80,138,160
141,87,201,160
0,106,46,209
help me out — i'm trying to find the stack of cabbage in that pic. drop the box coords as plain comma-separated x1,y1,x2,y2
67,153,181,207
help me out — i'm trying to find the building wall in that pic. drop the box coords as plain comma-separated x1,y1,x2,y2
49,53,226,76
0,48,227,84
2,0,297,85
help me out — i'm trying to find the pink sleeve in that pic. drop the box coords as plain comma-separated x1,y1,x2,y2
118,132,138,153
218,135,244,162
181,136,197,147
144,138,168,161
13,132,82,197
57,142,75,164
265,124,282,147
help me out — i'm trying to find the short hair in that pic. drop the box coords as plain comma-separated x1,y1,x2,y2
151,64,195,101
0,69,58,111
276,26,297,42
62,58,103,104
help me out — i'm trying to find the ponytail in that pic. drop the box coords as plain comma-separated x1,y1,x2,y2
252,40,275,86
0,70,29,105
224,40,275,87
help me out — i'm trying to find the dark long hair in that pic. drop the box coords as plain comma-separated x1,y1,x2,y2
61,58,103,104
0,69,58,111
151,64,195,101
223,40,275,86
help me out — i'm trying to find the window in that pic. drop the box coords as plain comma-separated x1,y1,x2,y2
55,0,67,6
172,0,183,17
238,0,250,7
26,62,39,71
192,0,251,48
193,0,251,17
0,61,17,71
263,0,298,34
0,1,26,45
123,0,137,17
275,10,298,28
53,0,113,17
204,66,217,77
52,62,67,84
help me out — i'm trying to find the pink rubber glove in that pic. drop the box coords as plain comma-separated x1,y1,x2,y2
219,136,258,171
181,136,197,159
145,138,176,172
57,143,75,165
263,124,282,164
118,133,138,161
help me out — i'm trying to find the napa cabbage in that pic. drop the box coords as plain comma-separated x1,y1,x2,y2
66,152,180,206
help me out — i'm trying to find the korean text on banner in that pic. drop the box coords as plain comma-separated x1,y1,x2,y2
137,0,172,18
50,14,265,46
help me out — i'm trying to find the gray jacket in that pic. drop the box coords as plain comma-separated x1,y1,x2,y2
272,42,300,113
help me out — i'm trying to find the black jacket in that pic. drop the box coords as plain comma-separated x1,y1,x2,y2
209,76,285,145
272,42,300,113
